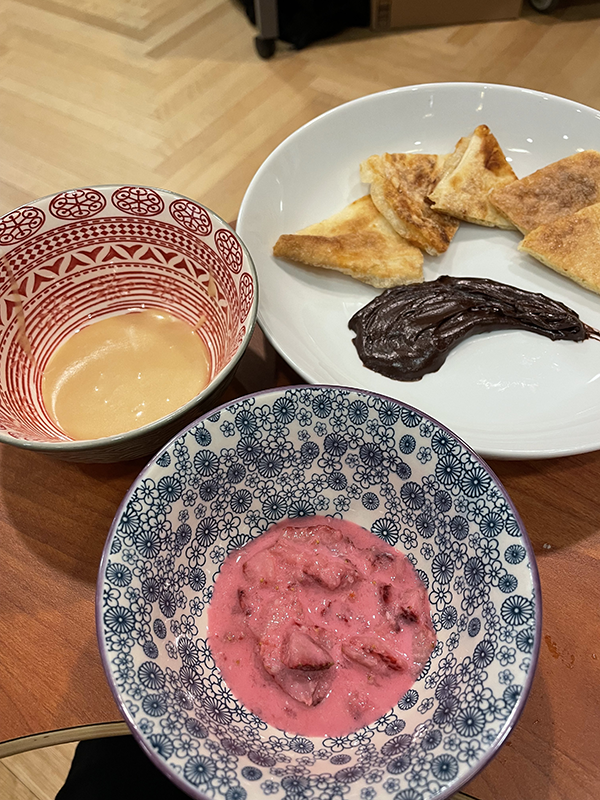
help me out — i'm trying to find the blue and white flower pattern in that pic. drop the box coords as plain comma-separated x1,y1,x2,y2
99,387,539,800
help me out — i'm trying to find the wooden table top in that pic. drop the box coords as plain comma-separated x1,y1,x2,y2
1,326,599,800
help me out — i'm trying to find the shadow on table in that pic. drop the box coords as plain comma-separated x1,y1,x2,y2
0,443,146,583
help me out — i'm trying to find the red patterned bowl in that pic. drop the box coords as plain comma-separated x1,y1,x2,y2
0,186,257,462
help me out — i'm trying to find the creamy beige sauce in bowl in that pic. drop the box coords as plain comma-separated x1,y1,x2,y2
41,309,211,440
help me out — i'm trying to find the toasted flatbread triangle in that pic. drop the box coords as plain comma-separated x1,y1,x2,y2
490,149,600,234
360,152,460,256
273,195,423,289
428,125,517,229
519,202,600,295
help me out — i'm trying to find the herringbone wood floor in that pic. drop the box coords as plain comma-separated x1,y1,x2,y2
2,0,600,226
1,0,600,797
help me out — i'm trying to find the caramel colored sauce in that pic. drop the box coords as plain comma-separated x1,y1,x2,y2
42,309,211,440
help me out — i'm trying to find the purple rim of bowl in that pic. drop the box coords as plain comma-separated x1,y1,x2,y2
0,184,259,455
96,384,542,800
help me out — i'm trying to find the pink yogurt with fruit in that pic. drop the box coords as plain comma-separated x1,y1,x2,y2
207,516,435,737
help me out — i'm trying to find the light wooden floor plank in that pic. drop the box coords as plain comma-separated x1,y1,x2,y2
1,743,76,800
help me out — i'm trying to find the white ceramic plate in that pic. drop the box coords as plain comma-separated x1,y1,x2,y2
237,83,600,459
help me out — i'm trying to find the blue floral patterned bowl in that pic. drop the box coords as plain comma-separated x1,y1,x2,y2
97,385,540,800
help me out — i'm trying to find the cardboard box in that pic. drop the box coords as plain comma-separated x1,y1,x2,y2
371,0,522,31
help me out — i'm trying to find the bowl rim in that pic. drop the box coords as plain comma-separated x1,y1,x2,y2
96,383,542,800
0,184,259,454
237,80,600,461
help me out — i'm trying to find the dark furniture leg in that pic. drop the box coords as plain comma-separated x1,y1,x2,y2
254,0,278,58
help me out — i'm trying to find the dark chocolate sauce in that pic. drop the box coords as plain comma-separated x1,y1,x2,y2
349,276,599,381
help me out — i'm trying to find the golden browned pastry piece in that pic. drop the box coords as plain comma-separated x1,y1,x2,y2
519,202,600,295
273,195,423,289
490,150,600,234
428,124,517,229
360,153,460,256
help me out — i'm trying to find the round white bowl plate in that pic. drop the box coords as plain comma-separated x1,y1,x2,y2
237,82,600,459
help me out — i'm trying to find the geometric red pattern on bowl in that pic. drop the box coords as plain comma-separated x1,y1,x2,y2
111,186,164,216
49,188,107,220
169,199,212,236
214,228,243,273
0,206,45,245
0,186,257,459
239,272,255,321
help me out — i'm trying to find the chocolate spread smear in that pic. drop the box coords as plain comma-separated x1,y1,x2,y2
349,275,600,381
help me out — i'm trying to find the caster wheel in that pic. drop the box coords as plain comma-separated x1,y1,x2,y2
527,0,560,11
255,36,276,59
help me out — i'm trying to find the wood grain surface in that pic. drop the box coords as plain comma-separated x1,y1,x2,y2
0,742,77,800
2,0,600,226
2,1,600,798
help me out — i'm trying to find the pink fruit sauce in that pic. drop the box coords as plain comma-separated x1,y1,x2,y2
207,516,436,737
